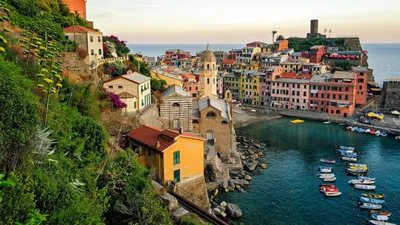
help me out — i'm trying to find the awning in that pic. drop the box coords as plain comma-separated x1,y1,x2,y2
367,81,378,86
370,88,381,92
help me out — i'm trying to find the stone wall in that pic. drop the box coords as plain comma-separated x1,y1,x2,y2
382,81,400,111
60,52,105,84
343,37,362,51
160,97,193,131
174,175,210,211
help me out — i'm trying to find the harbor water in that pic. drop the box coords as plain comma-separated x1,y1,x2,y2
219,118,400,225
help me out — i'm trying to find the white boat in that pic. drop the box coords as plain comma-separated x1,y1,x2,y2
340,146,355,150
323,121,331,124
350,163,368,167
371,214,390,221
369,220,397,225
348,179,375,185
318,173,335,179
359,203,382,210
323,177,336,182
375,131,382,137
365,129,371,133
325,191,341,197
355,184,376,190
358,176,376,181
320,168,332,173
351,127,358,132
342,157,358,162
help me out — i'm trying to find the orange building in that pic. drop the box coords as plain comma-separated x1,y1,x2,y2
274,40,289,51
63,0,87,19
127,125,205,184
352,67,368,106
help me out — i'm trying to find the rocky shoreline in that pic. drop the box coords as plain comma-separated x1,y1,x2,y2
207,133,268,220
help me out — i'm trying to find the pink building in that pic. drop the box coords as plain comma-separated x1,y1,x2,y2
271,73,312,110
217,72,227,99
259,66,283,106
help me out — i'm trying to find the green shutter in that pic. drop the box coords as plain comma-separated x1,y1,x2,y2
173,151,180,165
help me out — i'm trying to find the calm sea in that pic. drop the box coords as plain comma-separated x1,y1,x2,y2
127,43,400,85
219,118,400,225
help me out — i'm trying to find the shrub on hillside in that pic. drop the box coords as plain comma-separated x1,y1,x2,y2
108,92,127,109
76,47,88,59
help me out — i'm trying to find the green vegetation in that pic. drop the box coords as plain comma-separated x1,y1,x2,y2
288,38,325,52
0,2,172,225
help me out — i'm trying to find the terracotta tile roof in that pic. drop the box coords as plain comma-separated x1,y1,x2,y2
222,59,236,65
64,25,95,33
127,126,205,152
281,72,297,78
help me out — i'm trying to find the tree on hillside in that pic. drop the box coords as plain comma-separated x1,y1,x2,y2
0,57,40,173
276,35,285,41
272,30,277,43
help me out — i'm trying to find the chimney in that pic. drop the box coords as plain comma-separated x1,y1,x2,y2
155,141,160,149
179,126,183,134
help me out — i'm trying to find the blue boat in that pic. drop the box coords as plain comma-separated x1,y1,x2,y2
319,166,332,170
381,132,388,137
342,153,358,158
358,128,366,133
359,197,385,204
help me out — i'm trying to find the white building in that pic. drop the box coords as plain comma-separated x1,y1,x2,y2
64,26,104,65
103,71,151,113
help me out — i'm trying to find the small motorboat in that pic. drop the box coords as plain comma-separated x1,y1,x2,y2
381,132,388,137
370,130,377,135
320,168,332,173
396,136,400,140
346,126,353,131
348,179,375,185
365,129,371,133
359,197,385,204
323,177,336,182
350,163,368,167
370,210,391,216
371,214,389,221
369,220,397,225
340,146,355,150
323,121,331,124
325,191,341,197
359,176,375,181
341,152,358,157
319,184,335,188
319,187,338,193
350,165,368,169
351,127,359,132
342,157,357,162
375,131,382,137
359,202,382,210
363,194,384,199
355,184,376,190
320,158,336,164
291,119,304,124
318,173,335,179
358,128,366,133
338,149,354,154
347,170,368,176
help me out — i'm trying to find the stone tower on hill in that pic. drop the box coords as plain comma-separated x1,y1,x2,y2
199,45,217,98
63,0,87,19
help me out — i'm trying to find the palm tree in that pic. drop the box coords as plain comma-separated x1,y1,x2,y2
272,30,277,43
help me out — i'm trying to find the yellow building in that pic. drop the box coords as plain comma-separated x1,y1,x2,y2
150,69,183,88
127,125,205,184
280,61,303,73
239,70,261,105
103,71,151,113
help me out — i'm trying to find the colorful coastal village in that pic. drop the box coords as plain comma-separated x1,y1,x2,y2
0,0,399,225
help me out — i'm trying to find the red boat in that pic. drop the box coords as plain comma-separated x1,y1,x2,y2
319,184,335,188
346,126,353,131
319,187,339,193
370,130,377,135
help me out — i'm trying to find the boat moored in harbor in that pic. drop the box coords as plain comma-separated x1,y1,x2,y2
355,184,376,190
359,202,382,210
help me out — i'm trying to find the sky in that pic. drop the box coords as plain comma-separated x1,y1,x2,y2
87,0,400,44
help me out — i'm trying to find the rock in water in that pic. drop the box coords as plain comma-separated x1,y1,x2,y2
245,161,258,171
220,180,229,189
254,143,261,149
261,163,268,169
226,203,243,218
204,164,217,182
220,201,227,207
244,175,252,181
